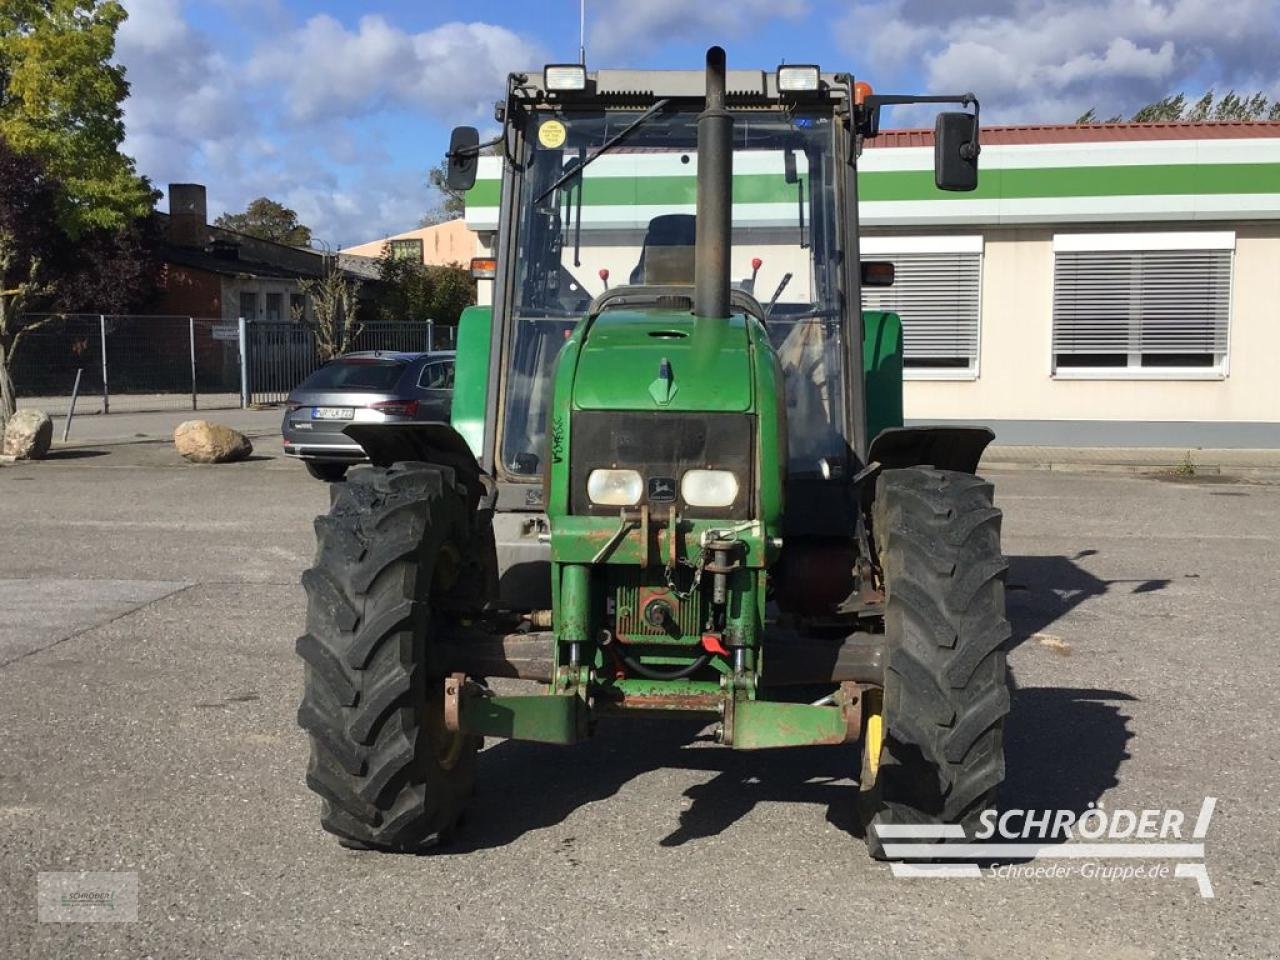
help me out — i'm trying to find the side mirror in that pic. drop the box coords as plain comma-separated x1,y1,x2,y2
934,112,979,192
445,126,480,192
783,148,798,185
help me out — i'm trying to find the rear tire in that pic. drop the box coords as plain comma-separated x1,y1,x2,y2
305,461,349,482
859,467,1011,859
297,461,480,851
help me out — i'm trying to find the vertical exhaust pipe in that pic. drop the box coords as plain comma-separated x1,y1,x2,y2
694,46,733,319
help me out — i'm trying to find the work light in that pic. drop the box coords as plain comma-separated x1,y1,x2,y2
587,469,643,506
544,64,588,91
681,470,739,508
777,65,821,93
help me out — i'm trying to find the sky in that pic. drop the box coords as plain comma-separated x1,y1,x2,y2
116,0,1280,248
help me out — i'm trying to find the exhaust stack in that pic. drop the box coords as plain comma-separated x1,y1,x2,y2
693,46,733,319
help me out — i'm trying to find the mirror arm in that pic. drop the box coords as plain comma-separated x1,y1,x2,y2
861,91,980,154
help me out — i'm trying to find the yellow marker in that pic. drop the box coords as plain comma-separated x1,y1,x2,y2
539,119,567,148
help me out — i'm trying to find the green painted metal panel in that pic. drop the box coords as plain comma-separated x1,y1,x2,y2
457,693,583,744
732,700,849,749
450,305,492,460
862,310,904,443
572,310,753,412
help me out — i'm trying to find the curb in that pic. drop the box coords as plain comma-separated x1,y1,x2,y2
983,459,1280,481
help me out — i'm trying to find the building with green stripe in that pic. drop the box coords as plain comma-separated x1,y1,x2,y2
464,122,1280,448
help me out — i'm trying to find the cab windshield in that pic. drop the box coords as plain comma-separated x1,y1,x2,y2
500,104,847,479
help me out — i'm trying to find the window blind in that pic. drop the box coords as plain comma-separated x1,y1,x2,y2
862,251,982,369
1052,249,1231,363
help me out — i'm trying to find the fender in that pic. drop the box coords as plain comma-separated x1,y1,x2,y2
344,421,493,511
344,421,499,605
867,425,995,475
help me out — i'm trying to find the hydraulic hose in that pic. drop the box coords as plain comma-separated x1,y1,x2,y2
621,652,712,681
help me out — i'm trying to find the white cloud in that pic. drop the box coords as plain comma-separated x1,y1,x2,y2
116,3,539,243
838,0,1280,122
247,15,542,123
587,0,809,60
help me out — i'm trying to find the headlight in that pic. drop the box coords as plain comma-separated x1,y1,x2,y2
681,469,739,508
587,469,643,506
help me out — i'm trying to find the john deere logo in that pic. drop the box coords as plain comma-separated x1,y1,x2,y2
648,477,676,502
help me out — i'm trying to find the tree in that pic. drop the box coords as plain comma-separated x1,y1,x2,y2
422,158,468,226
0,0,156,236
215,197,314,247
0,136,158,424
375,250,475,326
1078,90,1280,124
0,139,59,424
296,258,362,361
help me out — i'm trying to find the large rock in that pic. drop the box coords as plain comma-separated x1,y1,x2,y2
1,409,53,460
174,420,253,464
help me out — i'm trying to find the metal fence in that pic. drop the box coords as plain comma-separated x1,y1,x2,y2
11,314,241,416
9,313,457,416
245,319,456,405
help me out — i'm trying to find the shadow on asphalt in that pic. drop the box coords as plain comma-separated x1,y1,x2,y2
1006,549,1171,651
445,683,1132,854
41,448,110,460
441,551,1142,854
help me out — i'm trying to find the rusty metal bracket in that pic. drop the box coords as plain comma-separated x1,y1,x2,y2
836,681,863,742
443,672,467,732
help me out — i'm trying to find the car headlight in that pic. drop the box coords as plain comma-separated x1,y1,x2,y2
587,468,643,506
681,469,739,508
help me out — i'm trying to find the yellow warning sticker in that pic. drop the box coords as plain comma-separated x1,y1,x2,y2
538,119,567,148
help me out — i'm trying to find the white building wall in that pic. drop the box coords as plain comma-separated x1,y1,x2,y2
902,223,1280,444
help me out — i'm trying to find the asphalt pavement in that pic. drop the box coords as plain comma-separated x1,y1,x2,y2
2,442,1278,958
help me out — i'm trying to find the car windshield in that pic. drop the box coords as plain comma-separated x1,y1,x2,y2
498,104,847,479
300,359,407,392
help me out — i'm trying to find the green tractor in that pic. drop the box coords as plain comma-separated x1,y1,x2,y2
296,47,1010,858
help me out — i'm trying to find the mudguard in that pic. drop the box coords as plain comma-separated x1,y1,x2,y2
344,422,492,511
867,425,995,476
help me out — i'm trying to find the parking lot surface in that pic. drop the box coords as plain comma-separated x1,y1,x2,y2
2,443,1277,958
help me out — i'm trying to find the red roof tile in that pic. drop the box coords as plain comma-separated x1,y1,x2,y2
866,121,1280,148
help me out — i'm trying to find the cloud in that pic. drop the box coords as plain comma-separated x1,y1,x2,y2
247,15,543,123
116,3,539,243
587,0,809,60
838,0,1280,122
117,0,246,180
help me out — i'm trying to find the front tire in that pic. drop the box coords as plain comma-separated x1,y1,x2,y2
859,467,1011,859
297,462,480,851
305,461,349,482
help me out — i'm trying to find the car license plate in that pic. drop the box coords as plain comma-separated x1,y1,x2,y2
312,406,354,420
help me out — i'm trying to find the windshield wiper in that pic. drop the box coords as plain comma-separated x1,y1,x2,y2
535,98,673,203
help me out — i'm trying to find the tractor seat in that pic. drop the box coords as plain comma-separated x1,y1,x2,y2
629,214,697,285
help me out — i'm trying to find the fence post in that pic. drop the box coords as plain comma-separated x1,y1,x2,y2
238,316,249,408
427,320,434,352
99,314,110,414
189,317,198,410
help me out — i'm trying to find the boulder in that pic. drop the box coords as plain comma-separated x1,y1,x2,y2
173,419,253,464
1,409,53,460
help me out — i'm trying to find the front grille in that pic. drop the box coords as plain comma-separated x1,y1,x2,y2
570,410,753,518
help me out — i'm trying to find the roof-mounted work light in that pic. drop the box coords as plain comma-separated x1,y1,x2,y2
777,65,821,93
544,64,587,92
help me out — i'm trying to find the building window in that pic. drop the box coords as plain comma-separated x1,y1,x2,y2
239,291,258,320
290,293,306,321
1052,232,1232,378
265,292,283,321
860,236,983,379
388,238,424,262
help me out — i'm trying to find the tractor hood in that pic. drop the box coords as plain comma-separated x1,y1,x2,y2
571,309,754,412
